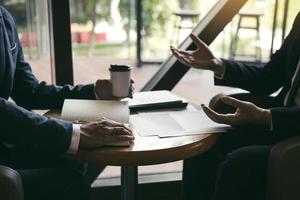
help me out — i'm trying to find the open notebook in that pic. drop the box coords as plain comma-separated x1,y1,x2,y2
62,99,130,146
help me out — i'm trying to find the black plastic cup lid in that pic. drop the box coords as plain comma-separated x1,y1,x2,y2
109,64,132,72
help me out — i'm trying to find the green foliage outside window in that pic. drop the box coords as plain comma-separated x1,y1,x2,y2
142,0,174,37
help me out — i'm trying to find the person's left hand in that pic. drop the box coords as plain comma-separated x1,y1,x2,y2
201,96,272,128
95,79,134,100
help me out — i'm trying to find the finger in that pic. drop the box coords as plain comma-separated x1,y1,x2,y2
96,116,107,121
179,49,192,54
172,49,193,64
95,118,128,129
176,49,193,57
104,135,135,144
190,34,208,50
170,47,178,57
128,84,135,98
116,135,135,142
96,117,115,124
100,119,132,132
172,49,190,66
108,123,132,132
131,85,135,93
72,120,88,124
171,47,181,58
201,104,230,124
109,127,133,136
117,125,132,133
173,49,195,63
221,96,248,108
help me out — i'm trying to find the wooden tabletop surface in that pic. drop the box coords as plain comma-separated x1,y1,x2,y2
46,109,218,166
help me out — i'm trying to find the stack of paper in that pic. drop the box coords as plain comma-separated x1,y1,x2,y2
62,99,129,123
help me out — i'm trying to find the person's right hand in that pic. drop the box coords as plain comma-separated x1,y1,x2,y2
170,33,225,76
79,117,134,149
95,79,135,100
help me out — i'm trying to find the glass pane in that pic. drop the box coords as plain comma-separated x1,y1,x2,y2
141,0,219,61
69,0,134,59
4,0,52,83
69,0,159,89
208,0,300,63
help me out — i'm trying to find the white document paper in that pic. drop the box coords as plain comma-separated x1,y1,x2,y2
130,110,231,138
62,99,129,123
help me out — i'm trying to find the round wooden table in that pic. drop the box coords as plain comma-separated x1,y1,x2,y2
46,109,218,200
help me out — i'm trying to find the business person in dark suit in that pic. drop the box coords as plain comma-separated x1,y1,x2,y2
0,6,134,200
171,11,300,200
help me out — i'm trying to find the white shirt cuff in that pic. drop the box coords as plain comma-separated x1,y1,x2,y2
214,62,226,80
66,124,81,154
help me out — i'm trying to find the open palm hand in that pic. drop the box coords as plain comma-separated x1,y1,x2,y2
170,33,220,71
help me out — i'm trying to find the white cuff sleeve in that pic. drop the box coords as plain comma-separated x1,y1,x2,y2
214,64,226,80
66,124,81,154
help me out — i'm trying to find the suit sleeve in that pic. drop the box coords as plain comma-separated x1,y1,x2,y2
9,24,95,109
11,45,96,109
0,97,73,155
214,12,300,95
271,108,300,137
215,44,288,95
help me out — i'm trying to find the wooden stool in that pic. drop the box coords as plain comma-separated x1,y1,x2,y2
171,10,200,45
230,10,263,62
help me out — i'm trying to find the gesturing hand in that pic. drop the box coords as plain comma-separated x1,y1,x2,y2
170,33,224,76
201,96,272,128
95,79,134,100
79,117,134,149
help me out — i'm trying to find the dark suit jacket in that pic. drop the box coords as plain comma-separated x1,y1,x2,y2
0,6,96,162
215,11,300,137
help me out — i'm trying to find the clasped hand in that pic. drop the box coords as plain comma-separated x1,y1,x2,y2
201,96,271,128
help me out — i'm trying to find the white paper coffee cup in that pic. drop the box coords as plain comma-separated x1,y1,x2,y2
109,65,132,98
